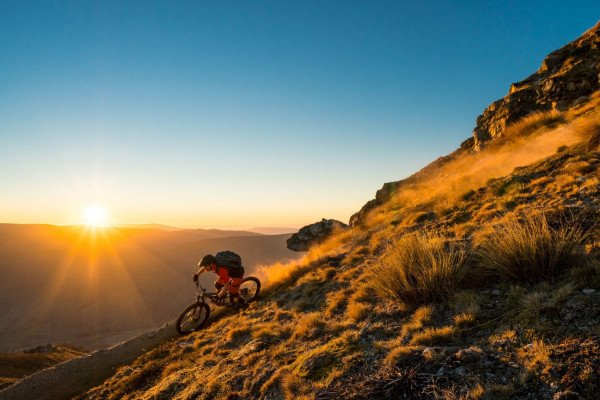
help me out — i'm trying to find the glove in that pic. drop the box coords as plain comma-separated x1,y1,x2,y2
192,273,199,282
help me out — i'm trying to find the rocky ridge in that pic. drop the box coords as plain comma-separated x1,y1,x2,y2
350,20,600,228
473,20,600,148
287,219,349,252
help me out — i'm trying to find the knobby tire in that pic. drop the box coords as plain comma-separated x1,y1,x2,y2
239,277,261,303
176,302,210,335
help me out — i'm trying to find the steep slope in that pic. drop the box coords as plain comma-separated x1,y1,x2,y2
73,103,600,400
6,20,600,400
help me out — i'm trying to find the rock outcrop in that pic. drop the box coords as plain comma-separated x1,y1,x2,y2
350,20,600,227
473,21,600,148
349,147,465,227
286,219,349,252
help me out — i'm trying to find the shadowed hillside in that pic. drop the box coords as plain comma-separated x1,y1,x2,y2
0,225,300,352
0,344,88,390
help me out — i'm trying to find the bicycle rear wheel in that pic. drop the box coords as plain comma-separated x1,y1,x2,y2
238,277,261,303
176,303,210,335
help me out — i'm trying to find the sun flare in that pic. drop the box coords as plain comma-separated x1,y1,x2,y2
83,205,110,227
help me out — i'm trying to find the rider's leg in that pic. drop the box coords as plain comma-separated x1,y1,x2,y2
228,277,245,304
214,278,225,295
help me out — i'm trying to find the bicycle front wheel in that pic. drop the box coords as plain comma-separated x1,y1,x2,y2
176,303,210,335
238,277,261,303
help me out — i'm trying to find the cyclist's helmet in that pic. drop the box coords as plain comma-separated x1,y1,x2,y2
198,254,216,270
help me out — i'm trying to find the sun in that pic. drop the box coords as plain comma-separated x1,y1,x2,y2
83,205,110,227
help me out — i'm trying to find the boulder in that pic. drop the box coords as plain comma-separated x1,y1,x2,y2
286,218,349,252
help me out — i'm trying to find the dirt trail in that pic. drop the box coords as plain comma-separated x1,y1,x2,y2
0,323,178,400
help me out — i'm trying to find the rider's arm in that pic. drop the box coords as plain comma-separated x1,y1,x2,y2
193,266,209,280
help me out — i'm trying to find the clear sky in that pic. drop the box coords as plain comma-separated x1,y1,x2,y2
1,1,599,229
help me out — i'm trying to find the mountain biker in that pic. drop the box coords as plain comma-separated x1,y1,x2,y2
193,251,246,306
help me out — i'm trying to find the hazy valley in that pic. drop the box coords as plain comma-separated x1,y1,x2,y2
0,224,300,352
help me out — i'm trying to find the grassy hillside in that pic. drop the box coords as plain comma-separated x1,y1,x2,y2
74,94,600,399
0,226,300,352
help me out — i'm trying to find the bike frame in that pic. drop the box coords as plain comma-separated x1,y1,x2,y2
194,281,238,308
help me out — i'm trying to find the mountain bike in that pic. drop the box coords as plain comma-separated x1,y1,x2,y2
175,276,261,335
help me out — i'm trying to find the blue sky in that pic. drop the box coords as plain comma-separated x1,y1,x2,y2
1,1,599,228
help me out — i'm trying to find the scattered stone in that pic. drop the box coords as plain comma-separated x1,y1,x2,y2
491,289,502,295
422,347,435,358
456,348,483,364
453,366,466,375
508,362,520,369
582,288,596,294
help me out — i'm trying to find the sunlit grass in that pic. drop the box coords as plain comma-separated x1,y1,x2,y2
372,232,469,304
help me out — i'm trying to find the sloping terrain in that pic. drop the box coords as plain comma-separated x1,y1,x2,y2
0,225,300,352
64,22,600,400
0,344,88,390
74,138,600,399
4,19,600,400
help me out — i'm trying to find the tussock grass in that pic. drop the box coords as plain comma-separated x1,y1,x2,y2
502,109,565,140
517,339,552,372
294,312,326,339
345,301,370,322
571,115,600,151
475,214,586,283
410,326,455,346
325,290,349,318
384,345,420,367
372,232,469,304
563,160,595,175
453,311,477,328
401,305,435,337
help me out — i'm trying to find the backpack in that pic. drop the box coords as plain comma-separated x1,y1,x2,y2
215,250,245,278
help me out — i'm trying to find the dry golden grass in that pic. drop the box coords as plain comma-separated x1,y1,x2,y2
410,326,455,346
372,232,468,304
384,345,420,367
475,214,586,283
564,160,595,175
501,109,565,140
453,312,477,328
252,322,284,341
294,312,326,339
517,340,552,372
345,301,370,322
571,115,600,151
226,325,252,343
325,290,349,318
402,305,434,336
